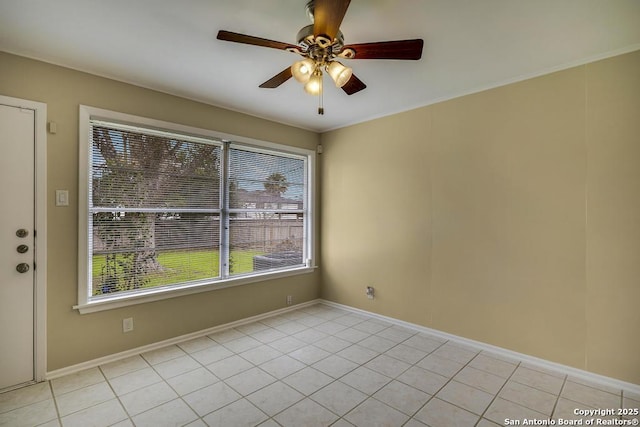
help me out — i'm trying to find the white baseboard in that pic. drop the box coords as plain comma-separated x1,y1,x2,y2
46,299,320,380
47,297,639,396
319,300,640,395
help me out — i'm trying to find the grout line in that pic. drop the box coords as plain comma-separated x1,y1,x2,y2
98,363,135,424
48,367,131,423
508,365,566,397
550,375,569,421
475,360,522,425
47,380,62,425
146,353,210,423
389,339,470,423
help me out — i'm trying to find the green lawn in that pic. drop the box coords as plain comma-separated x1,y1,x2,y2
92,249,263,294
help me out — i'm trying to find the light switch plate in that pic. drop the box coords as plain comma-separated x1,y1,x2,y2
55,190,69,206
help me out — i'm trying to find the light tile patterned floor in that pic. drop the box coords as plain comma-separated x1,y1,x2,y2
1,303,638,427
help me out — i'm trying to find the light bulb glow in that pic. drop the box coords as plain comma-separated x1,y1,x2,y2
291,58,316,83
327,61,352,88
304,70,323,95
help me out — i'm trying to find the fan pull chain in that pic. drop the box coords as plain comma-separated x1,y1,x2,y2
318,75,324,115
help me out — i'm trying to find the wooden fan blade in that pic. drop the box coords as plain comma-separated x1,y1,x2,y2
343,39,424,60
313,0,351,40
217,30,296,51
259,67,293,88
341,73,366,95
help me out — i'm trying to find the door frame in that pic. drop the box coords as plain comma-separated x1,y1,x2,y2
0,94,47,386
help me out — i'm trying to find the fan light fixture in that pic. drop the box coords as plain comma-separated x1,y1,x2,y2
327,61,352,88
292,58,316,83
304,68,323,95
292,58,353,115
293,59,352,88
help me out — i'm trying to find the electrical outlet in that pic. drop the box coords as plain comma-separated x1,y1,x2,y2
286,295,293,305
366,287,375,299
122,317,134,333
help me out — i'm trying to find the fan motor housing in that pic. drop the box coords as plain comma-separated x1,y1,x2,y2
296,24,344,56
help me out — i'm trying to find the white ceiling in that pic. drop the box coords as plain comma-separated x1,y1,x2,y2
1,0,639,132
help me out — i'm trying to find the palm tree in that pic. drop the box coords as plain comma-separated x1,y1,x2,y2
264,172,288,196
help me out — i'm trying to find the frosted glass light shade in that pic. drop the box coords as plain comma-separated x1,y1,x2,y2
291,58,316,83
327,61,352,88
304,71,323,95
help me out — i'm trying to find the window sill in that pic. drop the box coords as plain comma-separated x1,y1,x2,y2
73,266,316,314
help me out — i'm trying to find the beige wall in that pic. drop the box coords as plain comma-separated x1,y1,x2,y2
0,52,321,371
1,49,638,383
585,52,640,384
321,50,640,384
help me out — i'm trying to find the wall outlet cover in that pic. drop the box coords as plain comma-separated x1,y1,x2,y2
122,317,134,333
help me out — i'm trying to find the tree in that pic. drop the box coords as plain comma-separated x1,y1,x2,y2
264,172,288,196
92,126,220,293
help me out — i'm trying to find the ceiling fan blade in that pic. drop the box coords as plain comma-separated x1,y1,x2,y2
341,73,366,95
343,39,424,60
313,0,351,40
217,30,297,51
259,67,293,88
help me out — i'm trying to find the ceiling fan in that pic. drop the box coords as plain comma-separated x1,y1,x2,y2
217,0,424,114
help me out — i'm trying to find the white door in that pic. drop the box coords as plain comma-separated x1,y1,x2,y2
0,103,36,390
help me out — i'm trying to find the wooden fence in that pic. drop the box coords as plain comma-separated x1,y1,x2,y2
93,217,303,253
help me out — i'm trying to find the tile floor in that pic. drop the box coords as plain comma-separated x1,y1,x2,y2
1,303,638,427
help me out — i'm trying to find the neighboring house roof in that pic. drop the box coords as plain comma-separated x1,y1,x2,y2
233,188,302,207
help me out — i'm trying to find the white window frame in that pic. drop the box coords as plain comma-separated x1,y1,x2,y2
75,105,315,314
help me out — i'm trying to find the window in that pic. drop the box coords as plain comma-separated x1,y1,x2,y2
77,106,314,313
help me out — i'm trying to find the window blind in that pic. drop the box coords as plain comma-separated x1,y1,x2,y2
227,146,307,275
85,117,312,303
89,121,222,296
